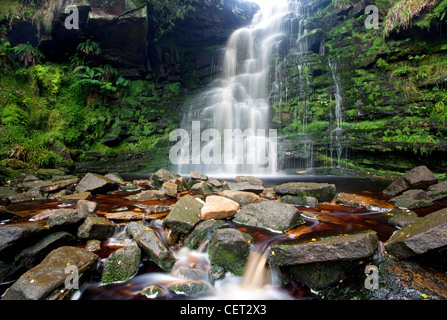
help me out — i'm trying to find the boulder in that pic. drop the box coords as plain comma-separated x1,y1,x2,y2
1,246,98,300
0,187,17,205
101,245,141,285
58,192,91,204
385,208,447,259
235,176,264,186
387,208,420,228
126,222,176,271
46,207,88,228
126,190,167,201
227,182,264,194
0,222,47,256
273,182,336,202
335,192,395,211
0,231,75,283
184,220,228,250
161,182,178,198
289,261,351,290
150,169,180,189
383,166,438,197
77,216,116,240
208,228,253,276
163,195,203,234
233,200,304,233
8,189,46,203
220,190,262,206
190,172,208,181
281,195,319,208
200,196,240,220
389,189,434,210
190,181,214,195
427,180,447,201
75,173,120,194
170,281,212,297
39,178,79,193
268,231,379,266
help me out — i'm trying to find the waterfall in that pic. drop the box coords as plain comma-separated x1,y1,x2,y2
176,1,303,176
328,59,344,168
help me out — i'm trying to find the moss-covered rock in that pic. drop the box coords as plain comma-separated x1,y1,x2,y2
101,245,141,285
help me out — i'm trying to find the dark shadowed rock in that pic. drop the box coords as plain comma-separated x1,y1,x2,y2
233,200,303,233
184,220,228,250
0,222,47,256
383,166,438,197
1,246,98,300
39,178,79,193
385,208,447,259
268,231,379,266
8,189,46,203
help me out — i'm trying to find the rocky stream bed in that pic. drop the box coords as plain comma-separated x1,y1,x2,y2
1,166,447,300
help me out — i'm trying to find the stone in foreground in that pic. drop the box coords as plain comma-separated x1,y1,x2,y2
385,208,447,259
201,196,240,220
2,246,98,300
233,200,303,233
273,182,336,202
77,216,116,240
268,231,379,266
163,195,203,234
101,245,141,285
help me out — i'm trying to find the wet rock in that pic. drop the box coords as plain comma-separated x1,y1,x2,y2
101,245,141,285
268,231,379,266
161,182,178,198
75,173,120,194
208,228,253,276
1,246,98,300
105,211,145,221
289,260,351,290
77,216,116,240
126,222,176,271
201,196,240,220
39,178,79,193
190,172,208,181
190,181,214,195
389,189,434,210
335,192,395,211
281,195,319,208
0,222,47,256
32,208,77,222
385,208,447,259
274,182,336,202
227,182,264,194
163,195,203,234
150,169,180,189
104,173,126,185
383,166,438,197
427,180,447,201
233,200,304,233
236,176,264,186
0,231,75,283
46,206,89,228
170,281,212,297
77,200,98,215
184,220,228,250
387,208,420,228
35,169,66,180
262,188,277,200
126,190,167,201
58,192,91,204
85,240,102,252
220,190,262,206
8,189,46,203
138,285,164,299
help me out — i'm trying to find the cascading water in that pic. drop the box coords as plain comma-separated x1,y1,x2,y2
176,1,305,176
328,59,344,168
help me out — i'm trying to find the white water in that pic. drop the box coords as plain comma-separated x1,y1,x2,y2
178,1,305,175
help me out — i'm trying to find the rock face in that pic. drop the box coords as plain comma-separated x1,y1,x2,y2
383,166,438,197
163,195,203,234
2,246,98,300
101,245,141,285
233,200,304,233
207,228,253,276
200,196,240,220
274,182,336,202
268,231,379,266
385,208,447,259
